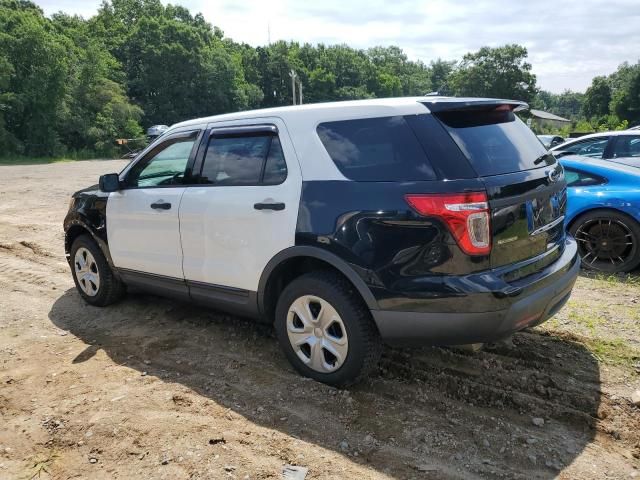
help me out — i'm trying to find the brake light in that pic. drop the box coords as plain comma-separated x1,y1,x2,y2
405,192,491,255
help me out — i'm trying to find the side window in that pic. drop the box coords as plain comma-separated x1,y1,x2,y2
125,134,197,188
562,137,609,158
317,116,436,181
200,131,287,186
613,135,640,158
563,167,606,187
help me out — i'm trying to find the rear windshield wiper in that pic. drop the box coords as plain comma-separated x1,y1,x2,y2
534,153,553,165
551,150,571,159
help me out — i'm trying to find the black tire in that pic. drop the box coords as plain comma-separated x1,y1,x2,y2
274,270,382,387
70,235,125,306
569,209,640,273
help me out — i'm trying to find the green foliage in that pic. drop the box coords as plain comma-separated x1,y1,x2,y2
528,121,572,137
429,59,455,94
448,45,538,103
576,61,640,129
238,41,432,106
0,0,143,156
574,119,595,133
582,76,611,118
0,0,69,155
609,62,640,125
0,0,636,159
534,89,585,120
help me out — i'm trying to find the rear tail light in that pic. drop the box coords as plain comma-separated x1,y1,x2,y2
405,192,491,255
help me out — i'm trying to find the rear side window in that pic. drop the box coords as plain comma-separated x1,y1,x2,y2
564,167,606,187
434,109,555,176
613,135,640,158
200,133,287,185
317,116,436,181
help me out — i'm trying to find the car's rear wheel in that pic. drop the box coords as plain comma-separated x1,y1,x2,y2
569,210,640,273
70,235,125,306
274,271,382,386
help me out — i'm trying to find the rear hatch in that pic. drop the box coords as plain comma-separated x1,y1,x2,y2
428,101,567,269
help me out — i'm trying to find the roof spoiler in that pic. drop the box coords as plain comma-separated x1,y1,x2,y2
422,98,529,113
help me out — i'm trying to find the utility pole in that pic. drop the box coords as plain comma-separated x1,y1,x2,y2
289,70,297,105
298,79,303,105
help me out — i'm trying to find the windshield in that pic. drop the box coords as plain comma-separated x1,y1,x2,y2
435,109,556,176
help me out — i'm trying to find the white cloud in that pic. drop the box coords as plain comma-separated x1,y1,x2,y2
37,0,640,93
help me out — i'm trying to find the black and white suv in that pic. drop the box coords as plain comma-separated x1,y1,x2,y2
64,97,580,386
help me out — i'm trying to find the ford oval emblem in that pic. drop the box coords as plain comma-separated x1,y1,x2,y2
547,169,559,183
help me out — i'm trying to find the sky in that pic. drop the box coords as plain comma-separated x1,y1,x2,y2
37,0,640,93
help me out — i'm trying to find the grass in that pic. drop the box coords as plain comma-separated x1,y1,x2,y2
584,337,639,367
26,452,59,479
543,269,640,370
567,308,598,334
579,270,640,287
542,324,639,368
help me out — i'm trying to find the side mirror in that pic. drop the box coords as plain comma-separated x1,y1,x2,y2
99,173,121,192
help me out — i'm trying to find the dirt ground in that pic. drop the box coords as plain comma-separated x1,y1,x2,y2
0,160,638,480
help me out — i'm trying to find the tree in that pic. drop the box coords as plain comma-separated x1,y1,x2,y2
448,44,538,103
0,0,144,156
534,90,584,120
582,76,611,119
429,59,455,94
2,0,633,158
92,0,251,125
609,62,640,125
0,0,69,155
308,67,336,102
51,12,143,154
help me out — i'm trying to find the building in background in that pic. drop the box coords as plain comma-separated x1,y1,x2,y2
529,109,571,129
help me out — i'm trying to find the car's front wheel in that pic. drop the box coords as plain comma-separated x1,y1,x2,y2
570,210,640,273
70,234,125,306
274,271,382,386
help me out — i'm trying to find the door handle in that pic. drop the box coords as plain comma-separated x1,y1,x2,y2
254,202,285,211
150,202,171,210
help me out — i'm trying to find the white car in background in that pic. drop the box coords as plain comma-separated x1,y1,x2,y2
551,130,640,164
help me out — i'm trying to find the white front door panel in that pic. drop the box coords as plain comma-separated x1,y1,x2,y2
107,188,185,278
179,118,302,292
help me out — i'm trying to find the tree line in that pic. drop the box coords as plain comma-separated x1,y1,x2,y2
534,63,640,134
1,0,638,157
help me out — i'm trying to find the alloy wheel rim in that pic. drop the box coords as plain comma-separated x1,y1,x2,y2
286,295,349,373
574,218,635,269
74,247,100,296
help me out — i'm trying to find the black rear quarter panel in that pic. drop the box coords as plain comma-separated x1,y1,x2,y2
296,180,501,311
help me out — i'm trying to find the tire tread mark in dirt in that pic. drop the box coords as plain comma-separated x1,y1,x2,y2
381,350,599,428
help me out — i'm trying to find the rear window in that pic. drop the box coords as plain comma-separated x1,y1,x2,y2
317,116,436,181
435,109,555,176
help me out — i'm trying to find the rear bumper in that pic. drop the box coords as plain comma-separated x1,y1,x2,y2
371,237,580,346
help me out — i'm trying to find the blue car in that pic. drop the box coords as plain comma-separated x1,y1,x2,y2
561,155,640,272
